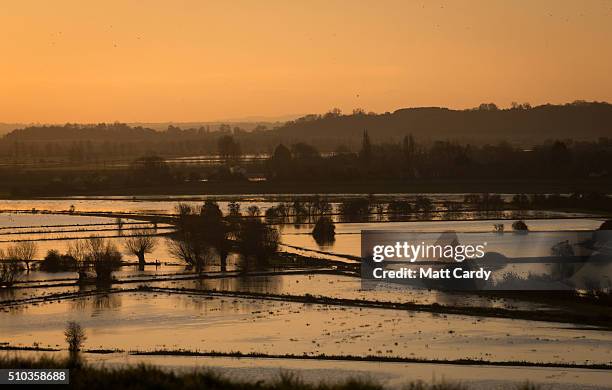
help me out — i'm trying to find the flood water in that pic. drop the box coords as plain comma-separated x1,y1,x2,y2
2,291,611,365
1,194,611,387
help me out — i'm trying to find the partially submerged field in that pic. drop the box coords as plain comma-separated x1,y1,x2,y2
1,195,611,389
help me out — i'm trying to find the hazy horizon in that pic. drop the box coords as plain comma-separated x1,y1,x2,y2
1,0,611,123
1,100,610,131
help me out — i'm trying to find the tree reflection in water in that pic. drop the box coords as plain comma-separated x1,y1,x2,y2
190,274,282,295
71,286,121,314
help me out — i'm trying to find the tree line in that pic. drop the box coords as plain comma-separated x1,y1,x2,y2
1,101,610,163
264,133,611,182
0,201,283,287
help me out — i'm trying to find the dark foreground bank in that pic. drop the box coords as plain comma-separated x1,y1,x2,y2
0,356,543,390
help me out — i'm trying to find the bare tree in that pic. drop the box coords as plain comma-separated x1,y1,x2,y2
67,239,90,280
6,242,38,271
67,240,88,263
247,205,260,217
166,234,215,274
123,229,157,270
0,249,24,287
68,236,122,282
86,236,122,282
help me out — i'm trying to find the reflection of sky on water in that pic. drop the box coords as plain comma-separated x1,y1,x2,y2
0,213,143,228
282,219,605,257
147,274,547,310
1,204,611,372
0,197,602,218
1,291,611,365
1,212,606,285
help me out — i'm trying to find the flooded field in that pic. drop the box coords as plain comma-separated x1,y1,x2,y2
280,218,606,257
2,291,611,365
1,194,611,389
1,210,605,262
0,195,600,218
146,273,549,310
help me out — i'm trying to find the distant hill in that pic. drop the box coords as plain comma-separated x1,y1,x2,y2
3,123,158,142
272,101,612,146
1,102,610,154
128,120,287,132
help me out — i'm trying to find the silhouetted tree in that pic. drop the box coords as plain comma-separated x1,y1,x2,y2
116,217,124,235
0,249,24,287
247,205,261,216
5,241,38,271
312,217,336,246
291,142,320,160
170,201,231,272
268,144,292,179
200,199,222,219
40,250,77,272
339,198,371,221
359,130,372,163
65,320,86,365
87,236,122,282
167,233,214,273
478,103,499,111
123,229,157,270
512,220,529,231
236,219,279,269
402,134,416,175
200,200,231,271
130,155,171,185
217,135,241,163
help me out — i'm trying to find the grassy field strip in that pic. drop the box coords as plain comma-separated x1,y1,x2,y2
1,345,611,370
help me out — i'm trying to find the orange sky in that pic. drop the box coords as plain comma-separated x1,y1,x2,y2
1,0,611,123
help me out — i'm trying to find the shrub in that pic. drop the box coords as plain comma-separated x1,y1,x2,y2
64,321,87,352
312,217,336,245
599,220,612,230
89,239,122,282
123,229,157,270
0,257,24,287
70,236,122,282
236,219,279,268
5,241,38,271
339,198,371,219
512,220,529,231
40,250,78,272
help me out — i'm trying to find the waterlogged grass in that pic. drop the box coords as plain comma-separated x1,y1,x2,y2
2,344,611,370
128,349,612,370
0,355,541,390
